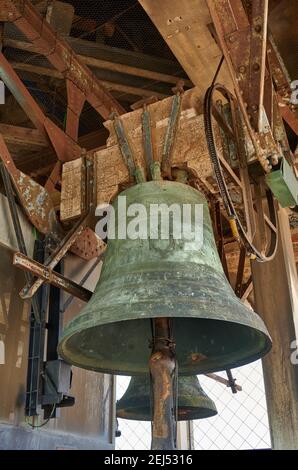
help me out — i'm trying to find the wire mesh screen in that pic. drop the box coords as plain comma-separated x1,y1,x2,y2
193,361,271,450
116,361,271,450
116,376,151,450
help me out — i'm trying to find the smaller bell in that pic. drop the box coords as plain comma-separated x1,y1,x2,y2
117,375,217,421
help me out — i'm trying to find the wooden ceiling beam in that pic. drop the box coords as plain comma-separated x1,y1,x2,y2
10,62,169,99
4,38,192,87
0,123,48,149
138,0,232,100
11,127,110,175
0,0,125,119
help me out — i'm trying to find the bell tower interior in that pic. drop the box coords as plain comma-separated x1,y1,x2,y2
0,0,297,453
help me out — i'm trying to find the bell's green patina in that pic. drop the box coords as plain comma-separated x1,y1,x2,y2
116,375,217,421
58,181,271,375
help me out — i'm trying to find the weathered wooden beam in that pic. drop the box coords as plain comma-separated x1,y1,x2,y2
60,89,210,221
45,0,74,36
13,252,92,303
4,38,193,87
0,52,82,164
0,123,48,149
150,318,177,450
138,0,232,99
10,62,169,99
0,53,47,136
0,0,125,119
4,32,187,75
251,209,298,449
10,128,109,176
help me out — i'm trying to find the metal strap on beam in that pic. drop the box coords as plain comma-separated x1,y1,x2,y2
161,92,183,178
13,252,92,303
112,113,145,183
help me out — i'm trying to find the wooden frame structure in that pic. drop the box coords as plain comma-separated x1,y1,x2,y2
0,0,297,450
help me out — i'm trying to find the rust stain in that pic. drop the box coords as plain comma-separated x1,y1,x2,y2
191,352,207,362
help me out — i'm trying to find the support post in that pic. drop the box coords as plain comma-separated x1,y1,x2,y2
251,208,298,449
149,318,177,450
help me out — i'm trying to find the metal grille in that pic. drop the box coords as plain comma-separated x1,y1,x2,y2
116,376,151,450
193,361,270,450
116,360,271,450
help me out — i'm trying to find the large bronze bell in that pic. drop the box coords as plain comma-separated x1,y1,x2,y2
58,181,271,375
117,375,217,421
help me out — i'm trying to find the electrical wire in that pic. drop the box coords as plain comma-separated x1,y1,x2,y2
26,403,56,429
211,55,224,87
203,81,278,262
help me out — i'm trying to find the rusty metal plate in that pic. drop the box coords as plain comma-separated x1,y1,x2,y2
71,228,107,260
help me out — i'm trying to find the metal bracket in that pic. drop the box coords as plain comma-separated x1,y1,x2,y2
18,155,95,299
206,0,282,172
20,214,89,299
142,104,155,179
112,112,145,183
205,372,242,392
141,103,162,182
226,369,238,394
161,91,183,178
0,133,62,238
13,252,92,303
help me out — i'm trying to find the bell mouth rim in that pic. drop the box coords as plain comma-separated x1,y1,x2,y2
58,314,272,376
116,394,218,421
116,406,218,422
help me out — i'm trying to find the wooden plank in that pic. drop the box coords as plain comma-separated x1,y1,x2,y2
60,88,221,220
79,55,193,87
0,123,48,149
251,208,298,449
45,1,74,36
138,0,232,99
60,158,86,222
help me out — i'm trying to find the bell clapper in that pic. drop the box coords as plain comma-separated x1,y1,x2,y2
149,318,177,450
